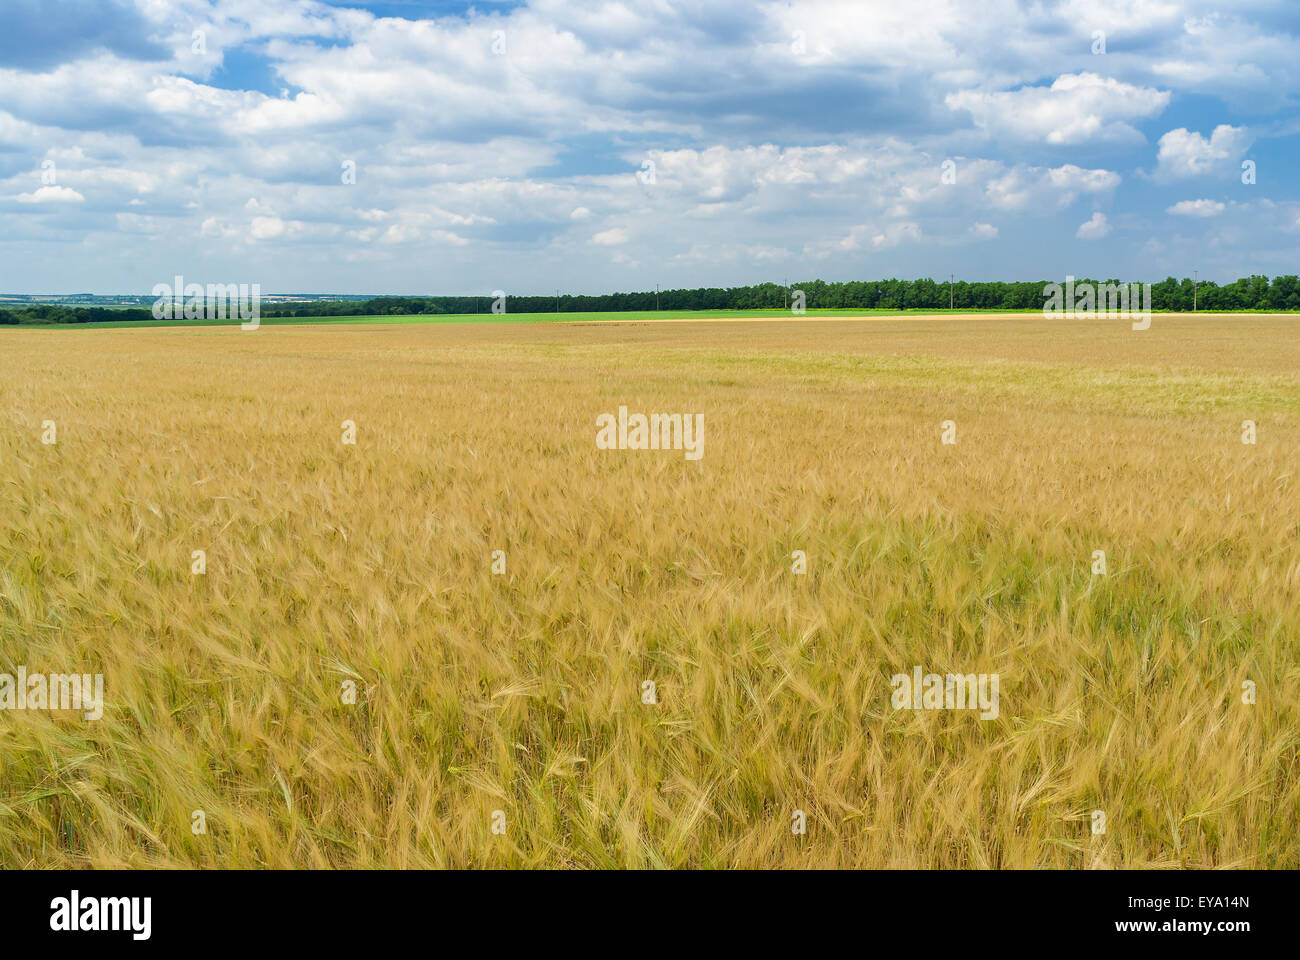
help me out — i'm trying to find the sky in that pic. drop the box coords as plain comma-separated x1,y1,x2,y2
0,0,1297,294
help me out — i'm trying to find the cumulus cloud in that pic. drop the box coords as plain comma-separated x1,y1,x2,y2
1153,125,1252,181
16,185,85,203
1076,211,1111,239
1148,12,1297,110
946,73,1170,144
984,164,1121,212
1166,198,1225,216
250,215,287,240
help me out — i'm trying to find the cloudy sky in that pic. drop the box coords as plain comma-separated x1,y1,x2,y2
1,0,1297,294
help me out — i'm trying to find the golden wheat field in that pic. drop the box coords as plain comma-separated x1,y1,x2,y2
1,312,1297,869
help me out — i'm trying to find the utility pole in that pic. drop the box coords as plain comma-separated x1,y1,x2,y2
656,283,660,311
950,273,954,310
1193,270,1198,311
556,289,560,314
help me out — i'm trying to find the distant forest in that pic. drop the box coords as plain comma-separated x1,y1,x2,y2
3,275,1298,324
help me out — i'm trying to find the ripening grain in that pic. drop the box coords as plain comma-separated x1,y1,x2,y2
0,313,1297,868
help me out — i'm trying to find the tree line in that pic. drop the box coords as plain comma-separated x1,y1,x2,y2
3,275,1298,324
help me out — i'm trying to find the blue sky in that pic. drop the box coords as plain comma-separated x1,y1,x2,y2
1,0,1297,294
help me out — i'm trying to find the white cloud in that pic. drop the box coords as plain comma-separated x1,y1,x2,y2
1057,0,1181,33
592,227,629,245
200,217,235,239
1166,198,1225,217
429,229,470,246
946,73,1169,144
1076,211,1111,239
249,215,288,240
1148,13,1296,110
1153,125,1252,181
871,221,922,249
16,185,85,203
984,163,1121,212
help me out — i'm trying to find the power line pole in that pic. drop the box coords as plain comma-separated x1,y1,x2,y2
1193,270,1198,311
950,273,954,310
656,283,659,311
556,289,560,314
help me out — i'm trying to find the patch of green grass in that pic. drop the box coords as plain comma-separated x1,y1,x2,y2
2,307,1040,330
